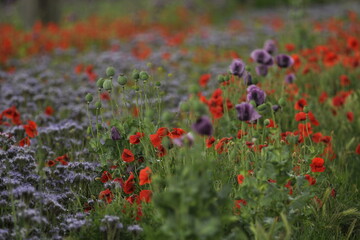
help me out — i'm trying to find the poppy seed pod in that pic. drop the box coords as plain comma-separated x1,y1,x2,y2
229,59,246,77
139,71,149,81
103,79,112,91
117,75,128,86
275,54,294,68
106,67,115,77
250,49,274,66
132,70,140,80
192,116,213,136
155,81,161,87
95,101,102,109
96,78,105,89
85,93,93,103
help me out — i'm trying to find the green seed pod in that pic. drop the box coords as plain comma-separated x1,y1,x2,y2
139,71,149,81
161,111,172,122
245,66,251,72
106,67,115,77
263,119,270,126
155,81,161,87
85,93,93,103
278,97,286,107
95,101,102,109
189,85,200,94
132,69,140,80
103,79,112,91
180,102,190,112
217,75,225,83
303,106,309,113
96,78,105,89
117,75,128,86
224,75,230,81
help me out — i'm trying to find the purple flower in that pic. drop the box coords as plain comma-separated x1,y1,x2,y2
235,103,262,122
111,126,121,140
255,65,268,77
247,85,266,106
192,116,213,136
250,49,273,66
285,73,296,83
229,59,245,77
264,39,277,55
275,54,294,68
243,71,253,86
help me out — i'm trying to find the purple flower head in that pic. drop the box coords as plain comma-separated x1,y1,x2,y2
111,126,121,140
192,116,213,136
285,73,296,84
250,49,273,66
264,39,277,55
235,103,262,122
243,71,253,86
255,65,268,77
275,54,294,68
247,85,266,106
229,59,246,77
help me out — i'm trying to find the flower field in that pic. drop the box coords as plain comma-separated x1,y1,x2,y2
0,1,360,239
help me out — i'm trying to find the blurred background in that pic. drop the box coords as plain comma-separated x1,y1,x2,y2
0,0,357,28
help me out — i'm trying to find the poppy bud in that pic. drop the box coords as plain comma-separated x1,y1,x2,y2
278,98,286,107
97,78,105,89
103,79,112,91
85,93,93,103
303,106,309,113
106,67,115,77
161,111,172,122
117,75,128,86
95,101,102,109
139,71,149,81
217,75,225,83
263,119,270,126
180,102,190,112
257,103,269,114
132,70,140,80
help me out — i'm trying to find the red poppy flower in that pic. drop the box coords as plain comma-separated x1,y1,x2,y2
156,127,169,137
138,190,152,203
331,188,337,198
298,122,312,137
100,171,112,183
122,149,135,162
312,132,323,143
285,43,295,52
347,36,359,50
150,134,162,148
346,112,354,122
236,130,247,139
340,75,350,87
237,174,244,184
123,172,135,194
284,181,293,195
23,120,38,138
2,106,22,125
129,132,144,144
266,119,276,128
318,91,328,104
356,144,360,155
100,92,111,101
304,174,316,185
55,154,69,165
308,112,319,126
99,189,114,204
169,128,186,139
19,137,30,147
206,136,215,148
46,160,57,167
234,199,247,215
156,145,166,157
139,167,152,185
44,106,54,116
215,137,232,154
295,112,307,121
310,157,325,172
268,179,277,183
199,73,211,87
294,98,307,111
